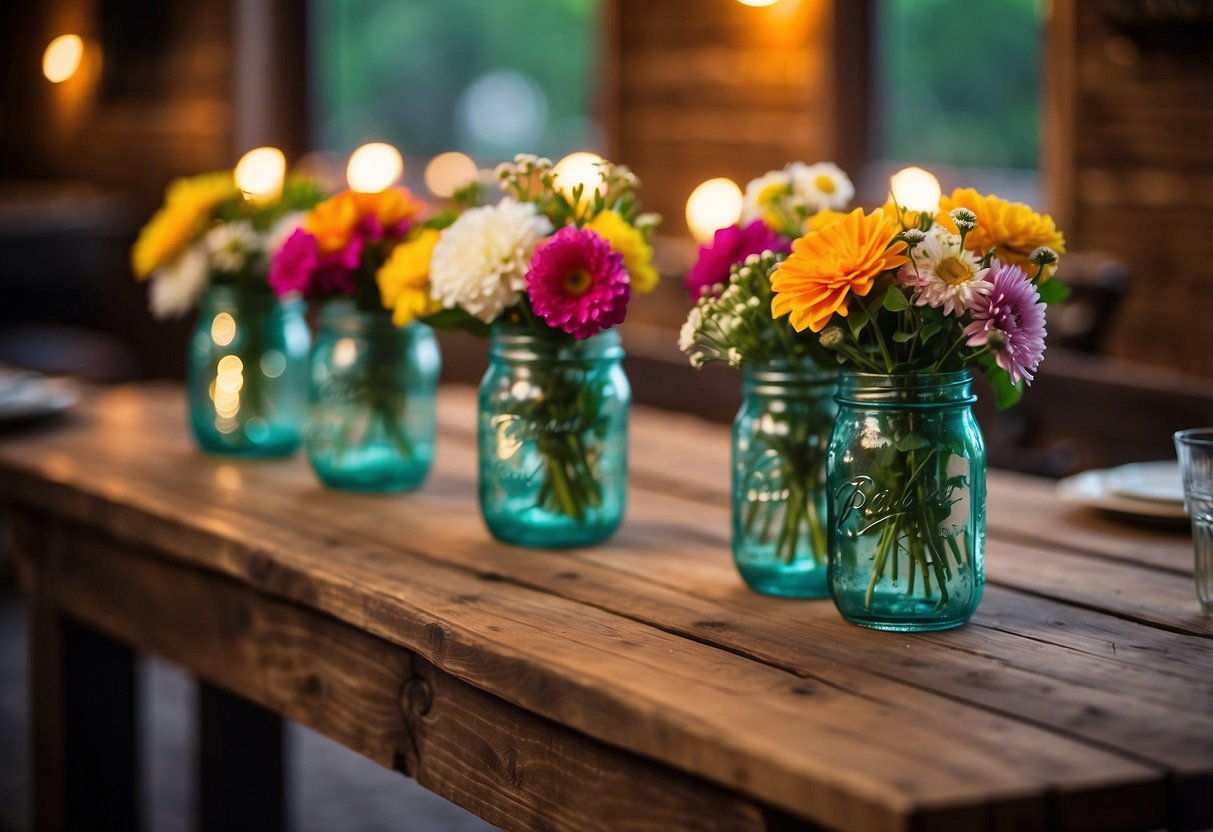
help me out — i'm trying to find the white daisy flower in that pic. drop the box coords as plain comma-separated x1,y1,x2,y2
204,221,257,274
149,243,209,319
740,169,792,225
788,162,854,212
429,198,553,323
902,226,992,316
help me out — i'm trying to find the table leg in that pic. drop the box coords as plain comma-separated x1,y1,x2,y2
198,681,285,832
30,607,140,832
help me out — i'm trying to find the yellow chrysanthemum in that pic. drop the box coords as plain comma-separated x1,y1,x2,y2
938,188,1066,279
804,209,848,233
131,172,236,278
377,229,442,327
586,210,659,294
305,187,425,254
771,207,909,333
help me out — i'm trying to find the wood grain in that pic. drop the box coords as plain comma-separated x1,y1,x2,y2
3,385,1211,831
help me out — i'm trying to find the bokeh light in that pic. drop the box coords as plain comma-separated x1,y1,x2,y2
424,151,479,198
43,35,84,84
888,166,942,213
234,147,286,202
685,178,744,243
346,142,403,193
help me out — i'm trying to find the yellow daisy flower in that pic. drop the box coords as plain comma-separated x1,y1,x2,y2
377,229,443,327
804,209,848,233
131,172,236,278
938,188,1066,279
771,208,909,333
586,210,659,294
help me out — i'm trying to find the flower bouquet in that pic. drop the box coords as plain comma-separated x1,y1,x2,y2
428,153,659,547
680,162,852,597
268,186,455,491
131,171,325,456
770,189,1066,629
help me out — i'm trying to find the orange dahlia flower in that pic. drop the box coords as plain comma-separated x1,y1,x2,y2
772,207,909,333
937,188,1066,278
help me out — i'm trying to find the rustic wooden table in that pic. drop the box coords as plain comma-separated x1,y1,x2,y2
1,384,1210,832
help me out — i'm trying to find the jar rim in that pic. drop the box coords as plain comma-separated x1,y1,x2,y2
489,322,622,362
834,369,976,407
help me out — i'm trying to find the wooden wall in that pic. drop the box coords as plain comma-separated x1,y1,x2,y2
1047,1,1213,379
608,0,850,239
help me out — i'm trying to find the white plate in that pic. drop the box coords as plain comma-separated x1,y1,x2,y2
0,374,79,424
1104,461,1185,504
1057,465,1189,521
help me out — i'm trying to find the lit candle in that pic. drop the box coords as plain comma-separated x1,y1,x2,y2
424,151,479,198
888,166,942,214
42,34,85,84
552,152,606,200
234,146,286,203
685,178,743,244
347,142,404,194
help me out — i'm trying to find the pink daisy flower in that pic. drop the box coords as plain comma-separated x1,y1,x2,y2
526,227,630,340
685,220,789,300
963,262,1047,385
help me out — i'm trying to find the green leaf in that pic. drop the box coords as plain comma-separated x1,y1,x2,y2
421,308,490,338
847,302,870,337
423,211,458,231
895,433,929,452
882,287,911,312
1036,278,1071,304
892,330,916,343
977,353,1024,409
919,321,943,344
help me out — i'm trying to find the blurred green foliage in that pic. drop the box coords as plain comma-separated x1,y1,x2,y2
311,0,600,161
877,0,1042,170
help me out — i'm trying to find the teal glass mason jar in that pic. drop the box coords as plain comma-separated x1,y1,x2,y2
732,362,836,598
827,371,986,631
186,284,310,457
479,325,630,548
305,302,440,492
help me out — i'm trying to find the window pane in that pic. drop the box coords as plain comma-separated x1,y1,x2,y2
310,0,602,160
876,0,1043,171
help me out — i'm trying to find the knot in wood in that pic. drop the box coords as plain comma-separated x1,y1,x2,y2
400,675,433,718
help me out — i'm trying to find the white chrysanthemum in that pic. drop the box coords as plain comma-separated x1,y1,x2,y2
429,198,553,322
901,226,992,317
148,244,208,319
789,162,854,212
740,169,792,224
204,221,257,274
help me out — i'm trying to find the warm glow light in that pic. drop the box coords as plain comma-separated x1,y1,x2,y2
685,178,744,243
736,0,780,5
346,142,403,193
552,152,606,200
234,146,286,202
43,34,84,83
210,313,236,347
424,151,479,198
889,166,942,213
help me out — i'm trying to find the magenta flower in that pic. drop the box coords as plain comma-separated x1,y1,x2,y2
526,227,630,340
268,228,319,297
685,220,789,300
964,262,1047,385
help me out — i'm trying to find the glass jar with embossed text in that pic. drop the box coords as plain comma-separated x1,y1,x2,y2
306,301,440,492
187,284,310,457
478,323,630,548
827,371,986,631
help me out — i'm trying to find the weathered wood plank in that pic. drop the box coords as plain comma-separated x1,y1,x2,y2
14,515,775,832
0,387,1182,832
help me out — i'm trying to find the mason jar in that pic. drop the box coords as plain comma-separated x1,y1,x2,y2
733,362,836,598
186,284,310,457
828,370,986,631
306,301,440,492
479,324,629,548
